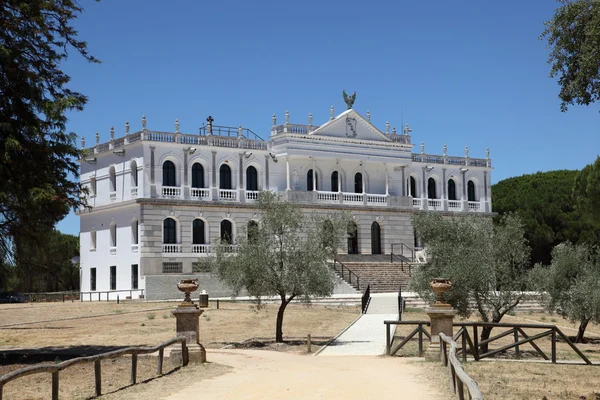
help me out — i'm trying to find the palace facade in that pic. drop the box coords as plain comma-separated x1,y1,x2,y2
78,107,493,300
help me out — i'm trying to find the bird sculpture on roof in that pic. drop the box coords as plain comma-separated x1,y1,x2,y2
343,90,356,109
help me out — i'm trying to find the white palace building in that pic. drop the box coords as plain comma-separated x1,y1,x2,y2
78,105,493,300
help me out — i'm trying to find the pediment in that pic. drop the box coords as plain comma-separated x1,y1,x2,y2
308,110,392,142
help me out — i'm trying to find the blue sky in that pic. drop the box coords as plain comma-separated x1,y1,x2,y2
57,0,599,235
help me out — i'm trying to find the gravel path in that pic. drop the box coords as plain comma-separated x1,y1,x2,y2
166,349,448,400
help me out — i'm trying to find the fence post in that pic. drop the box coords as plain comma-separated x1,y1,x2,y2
386,323,391,355
131,353,137,384
418,324,423,357
52,371,59,400
456,377,465,400
182,340,189,366
473,325,479,361
157,348,164,375
94,360,102,396
551,329,557,364
307,334,312,353
514,328,521,359
62,293,65,303
461,328,467,363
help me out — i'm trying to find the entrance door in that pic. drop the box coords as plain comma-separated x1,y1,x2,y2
371,222,381,254
347,221,359,254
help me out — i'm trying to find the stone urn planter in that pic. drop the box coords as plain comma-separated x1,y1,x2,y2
430,278,452,306
177,279,199,306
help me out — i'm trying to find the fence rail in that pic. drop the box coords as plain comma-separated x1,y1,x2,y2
0,337,188,400
440,333,483,400
80,289,145,301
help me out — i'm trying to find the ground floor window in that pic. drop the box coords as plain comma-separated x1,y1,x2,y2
163,262,183,273
90,268,97,291
110,266,116,290
131,264,138,289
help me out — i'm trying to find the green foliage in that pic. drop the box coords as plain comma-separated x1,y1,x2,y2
212,191,350,342
410,213,530,323
532,242,600,341
492,170,598,266
0,1,99,264
542,0,600,112
574,156,600,227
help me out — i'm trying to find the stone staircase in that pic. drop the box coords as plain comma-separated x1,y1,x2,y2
333,255,415,293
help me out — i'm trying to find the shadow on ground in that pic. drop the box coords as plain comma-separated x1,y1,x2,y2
0,345,130,364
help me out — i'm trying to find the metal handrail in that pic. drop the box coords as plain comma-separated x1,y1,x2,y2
361,284,371,314
199,124,264,141
332,258,361,290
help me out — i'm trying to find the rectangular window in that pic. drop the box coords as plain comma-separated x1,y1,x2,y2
90,268,97,291
131,264,139,289
162,262,182,273
132,221,138,245
90,231,97,251
90,177,97,197
110,266,116,290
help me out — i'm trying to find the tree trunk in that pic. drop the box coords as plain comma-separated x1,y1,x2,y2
479,326,493,354
275,299,289,343
575,319,590,343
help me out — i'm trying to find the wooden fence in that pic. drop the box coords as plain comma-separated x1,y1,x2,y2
440,333,483,400
0,337,188,400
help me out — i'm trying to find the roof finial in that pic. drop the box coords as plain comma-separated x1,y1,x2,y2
330,105,335,120
465,146,469,158
404,123,412,135
95,132,99,145
392,127,396,135
308,113,313,126
366,110,370,121
141,115,147,130
125,121,130,135
206,116,214,135
110,126,115,140
486,148,490,159
285,110,290,124
272,114,276,126
81,137,85,149
385,121,390,134
175,118,180,133
238,125,243,138
342,90,356,109
421,142,425,154
443,143,447,156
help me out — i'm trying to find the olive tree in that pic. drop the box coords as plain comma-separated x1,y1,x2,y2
410,213,530,350
212,191,350,343
533,243,600,343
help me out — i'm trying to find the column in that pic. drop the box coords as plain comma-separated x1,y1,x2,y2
400,166,405,197
264,155,270,190
211,151,217,200
385,168,389,196
150,146,156,197
361,162,366,205
183,149,189,198
461,170,467,211
422,167,428,210
238,153,245,202
483,171,489,212
442,168,447,211
312,161,316,191
286,156,290,191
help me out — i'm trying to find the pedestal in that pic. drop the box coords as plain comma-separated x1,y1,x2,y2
170,304,206,365
425,306,457,360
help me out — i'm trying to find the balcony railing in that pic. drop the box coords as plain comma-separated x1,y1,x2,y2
109,191,116,201
343,193,363,204
162,186,182,198
428,199,442,209
219,189,237,201
412,198,422,209
468,201,481,211
162,244,182,253
131,187,138,198
192,244,211,254
448,200,462,210
246,190,259,201
191,188,210,200
367,194,387,205
317,191,339,203
412,153,491,168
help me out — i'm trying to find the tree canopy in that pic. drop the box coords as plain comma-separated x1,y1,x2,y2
492,170,598,266
212,191,350,343
542,0,600,112
532,242,600,342
574,156,600,227
410,213,530,348
0,1,98,263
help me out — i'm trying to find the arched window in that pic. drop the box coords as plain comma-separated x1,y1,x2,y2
130,160,138,187
90,177,97,197
468,180,476,202
219,164,232,189
109,166,116,192
371,222,381,255
162,161,176,187
354,173,363,193
448,180,457,201
331,171,339,192
307,169,318,191
221,220,233,244
131,219,138,245
246,166,258,191
427,178,437,199
110,223,117,247
247,220,259,243
347,221,358,254
192,163,204,188
410,176,417,197
192,219,205,244
163,218,176,244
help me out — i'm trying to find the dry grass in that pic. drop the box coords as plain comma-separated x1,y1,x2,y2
0,300,360,349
